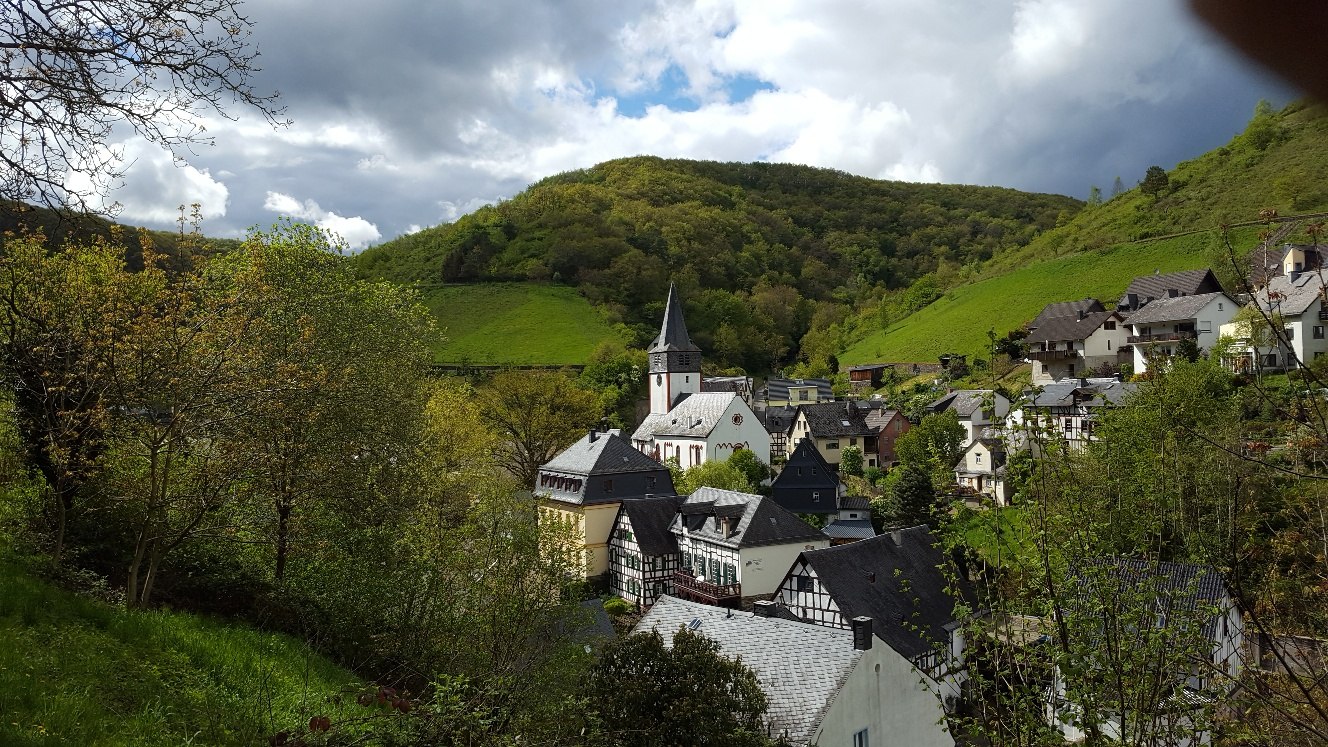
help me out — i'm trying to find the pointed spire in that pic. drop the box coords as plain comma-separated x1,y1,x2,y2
650,282,700,353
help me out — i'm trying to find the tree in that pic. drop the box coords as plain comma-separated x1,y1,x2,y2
727,449,771,488
0,0,284,211
895,411,966,488
677,459,754,495
1088,186,1102,206
590,626,773,747
1112,176,1126,197
839,445,864,477
890,464,935,528
1139,165,1170,197
477,370,602,489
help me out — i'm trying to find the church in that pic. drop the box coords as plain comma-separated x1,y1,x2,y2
631,285,770,467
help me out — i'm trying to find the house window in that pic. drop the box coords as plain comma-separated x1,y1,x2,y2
975,453,982,465
1315,326,1325,339
796,575,814,592
1218,302,1224,311
1200,321,1211,333
826,441,840,450
603,479,613,493
1107,340,1112,351
798,389,810,401
853,728,869,747
1104,320,1116,330
812,491,821,503
1285,327,1295,340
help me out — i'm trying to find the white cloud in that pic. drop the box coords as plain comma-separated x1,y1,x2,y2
66,137,230,225
262,191,381,250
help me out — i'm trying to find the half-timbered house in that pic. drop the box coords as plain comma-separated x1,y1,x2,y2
608,494,684,607
772,525,977,710
670,487,829,608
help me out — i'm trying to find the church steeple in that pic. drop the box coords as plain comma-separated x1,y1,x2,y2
648,283,701,414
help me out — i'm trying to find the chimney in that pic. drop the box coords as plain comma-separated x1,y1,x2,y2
851,616,873,650
1166,288,1179,298
1290,269,1303,283
1126,292,1139,309
754,600,776,618
890,530,903,547
588,428,598,443
1078,308,1086,320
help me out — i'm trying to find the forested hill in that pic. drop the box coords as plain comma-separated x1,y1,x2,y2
354,157,1081,371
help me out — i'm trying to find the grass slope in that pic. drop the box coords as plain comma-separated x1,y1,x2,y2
0,552,361,746
841,227,1264,363
426,282,627,364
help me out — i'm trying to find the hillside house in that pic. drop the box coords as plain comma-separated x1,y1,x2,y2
927,389,1011,449
1024,300,1129,383
535,427,675,584
772,525,978,711
669,487,828,607
769,437,842,515
953,428,1010,505
1116,269,1225,315
1127,292,1237,374
607,495,684,607
759,404,797,461
848,363,891,388
864,405,910,466
1220,271,1328,372
1249,242,1322,290
1048,558,1243,745
821,496,876,545
1006,377,1137,453
762,377,833,407
632,284,770,465
635,596,955,747
787,399,893,469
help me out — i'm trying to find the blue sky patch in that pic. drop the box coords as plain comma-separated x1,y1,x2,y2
609,65,776,118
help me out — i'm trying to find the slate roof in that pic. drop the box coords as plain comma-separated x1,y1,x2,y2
542,429,669,476
1074,557,1230,640
632,392,737,440
618,495,685,557
1250,244,1322,288
1028,298,1105,331
670,487,827,549
635,595,864,746
1119,269,1223,311
839,495,872,511
796,400,880,438
794,525,976,660
1253,271,1328,316
765,377,833,402
928,390,993,418
648,282,700,353
1125,291,1231,325
1024,378,1137,409
821,519,877,541
772,438,839,489
1025,310,1121,344
760,405,798,436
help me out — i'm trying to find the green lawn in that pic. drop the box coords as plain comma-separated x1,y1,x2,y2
424,283,628,364
840,226,1264,364
0,551,363,746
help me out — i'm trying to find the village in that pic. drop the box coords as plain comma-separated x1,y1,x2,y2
534,244,1328,746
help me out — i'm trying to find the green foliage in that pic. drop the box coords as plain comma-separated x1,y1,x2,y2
889,464,936,528
1139,165,1170,197
579,342,648,427
603,597,633,616
727,449,772,488
895,411,966,487
589,626,774,747
677,459,755,495
477,369,603,489
0,548,361,746
839,444,864,476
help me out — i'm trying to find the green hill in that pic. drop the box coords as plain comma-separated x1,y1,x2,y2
357,158,1081,370
0,549,361,746
426,282,628,364
840,101,1328,363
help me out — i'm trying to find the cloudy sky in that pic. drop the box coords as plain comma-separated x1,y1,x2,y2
94,0,1289,250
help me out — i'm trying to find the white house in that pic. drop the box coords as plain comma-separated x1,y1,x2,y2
1047,558,1243,746
1005,377,1138,454
636,595,955,747
632,284,770,465
669,487,828,606
927,389,1011,449
771,525,976,712
607,495,684,608
953,429,1010,505
1220,271,1328,372
1126,291,1237,374
1025,300,1129,384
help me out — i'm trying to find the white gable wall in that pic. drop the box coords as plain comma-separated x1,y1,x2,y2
813,642,954,747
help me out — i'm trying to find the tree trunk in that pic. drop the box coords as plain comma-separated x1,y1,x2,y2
274,496,293,583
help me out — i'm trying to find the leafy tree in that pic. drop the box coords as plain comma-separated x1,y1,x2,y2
1112,176,1126,197
1088,186,1102,206
677,459,754,495
727,449,771,489
478,369,602,489
895,411,966,487
1139,165,1170,197
839,445,864,477
889,464,935,528
590,626,774,747
0,0,283,211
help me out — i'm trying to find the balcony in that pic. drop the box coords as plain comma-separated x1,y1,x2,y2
1126,329,1197,345
672,569,742,608
1028,348,1078,362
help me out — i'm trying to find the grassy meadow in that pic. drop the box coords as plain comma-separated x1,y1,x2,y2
0,550,363,746
424,282,628,364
